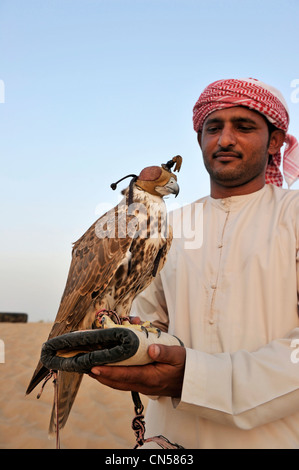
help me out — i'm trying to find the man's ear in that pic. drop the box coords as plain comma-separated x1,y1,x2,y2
268,130,285,155
197,131,202,148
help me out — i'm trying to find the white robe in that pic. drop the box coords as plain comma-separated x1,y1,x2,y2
133,183,299,449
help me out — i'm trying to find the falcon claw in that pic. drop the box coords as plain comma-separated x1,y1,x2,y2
95,312,162,338
138,322,161,338
141,326,149,338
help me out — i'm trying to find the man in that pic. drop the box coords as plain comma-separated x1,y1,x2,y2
90,78,299,448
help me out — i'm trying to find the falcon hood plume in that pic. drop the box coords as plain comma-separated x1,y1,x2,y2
26,155,182,437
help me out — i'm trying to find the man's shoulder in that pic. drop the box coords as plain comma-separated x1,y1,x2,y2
265,185,299,229
267,183,299,204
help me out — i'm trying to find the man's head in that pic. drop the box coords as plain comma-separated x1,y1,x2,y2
197,106,285,196
193,78,299,193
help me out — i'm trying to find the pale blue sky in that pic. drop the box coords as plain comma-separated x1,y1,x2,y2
1,0,299,321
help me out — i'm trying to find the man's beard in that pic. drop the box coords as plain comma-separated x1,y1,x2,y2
203,150,269,187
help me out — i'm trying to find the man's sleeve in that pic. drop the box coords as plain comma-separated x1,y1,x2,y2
176,331,299,429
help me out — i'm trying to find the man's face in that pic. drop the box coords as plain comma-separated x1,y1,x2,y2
198,106,271,190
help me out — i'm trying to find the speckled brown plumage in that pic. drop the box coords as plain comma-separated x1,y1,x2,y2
26,160,180,435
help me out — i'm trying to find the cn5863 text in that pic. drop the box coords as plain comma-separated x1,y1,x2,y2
105,454,194,466
148,454,193,465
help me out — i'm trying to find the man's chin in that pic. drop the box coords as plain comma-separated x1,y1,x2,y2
209,168,247,184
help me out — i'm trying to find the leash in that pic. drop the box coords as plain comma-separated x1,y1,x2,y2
53,371,60,449
37,369,60,449
131,391,184,449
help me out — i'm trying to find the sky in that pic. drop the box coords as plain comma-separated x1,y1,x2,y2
0,0,299,322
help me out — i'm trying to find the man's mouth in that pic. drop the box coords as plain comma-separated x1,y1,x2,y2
213,152,242,162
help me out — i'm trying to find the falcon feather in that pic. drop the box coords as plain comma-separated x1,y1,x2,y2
26,156,182,438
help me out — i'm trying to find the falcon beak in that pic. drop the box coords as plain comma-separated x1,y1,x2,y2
163,178,180,198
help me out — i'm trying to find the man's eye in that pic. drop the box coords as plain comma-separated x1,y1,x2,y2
238,125,255,132
206,126,220,133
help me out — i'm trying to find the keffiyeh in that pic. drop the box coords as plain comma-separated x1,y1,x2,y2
193,78,299,187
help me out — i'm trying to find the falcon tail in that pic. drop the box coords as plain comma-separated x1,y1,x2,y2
26,360,50,395
48,371,83,435
26,360,83,435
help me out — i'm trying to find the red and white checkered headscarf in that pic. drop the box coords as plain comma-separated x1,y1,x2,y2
193,78,299,187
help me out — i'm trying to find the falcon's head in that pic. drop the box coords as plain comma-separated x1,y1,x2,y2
111,155,182,201
135,157,181,198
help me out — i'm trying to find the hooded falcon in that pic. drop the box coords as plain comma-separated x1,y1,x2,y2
26,156,182,436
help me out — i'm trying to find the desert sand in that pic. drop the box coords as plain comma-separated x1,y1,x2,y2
0,322,149,449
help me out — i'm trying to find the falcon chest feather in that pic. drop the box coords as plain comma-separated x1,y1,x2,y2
92,188,171,319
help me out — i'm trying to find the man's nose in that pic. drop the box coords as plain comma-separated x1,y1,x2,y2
218,126,237,147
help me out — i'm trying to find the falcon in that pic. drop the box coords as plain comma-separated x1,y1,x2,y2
26,156,182,436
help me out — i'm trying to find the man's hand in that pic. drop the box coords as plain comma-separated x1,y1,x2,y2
89,344,186,398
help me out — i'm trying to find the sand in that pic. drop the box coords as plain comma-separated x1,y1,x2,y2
0,322,148,449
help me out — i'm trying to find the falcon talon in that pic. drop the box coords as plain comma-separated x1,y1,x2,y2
100,314,119,329
141,326,149,338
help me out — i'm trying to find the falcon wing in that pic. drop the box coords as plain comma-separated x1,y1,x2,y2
26,201,136,394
